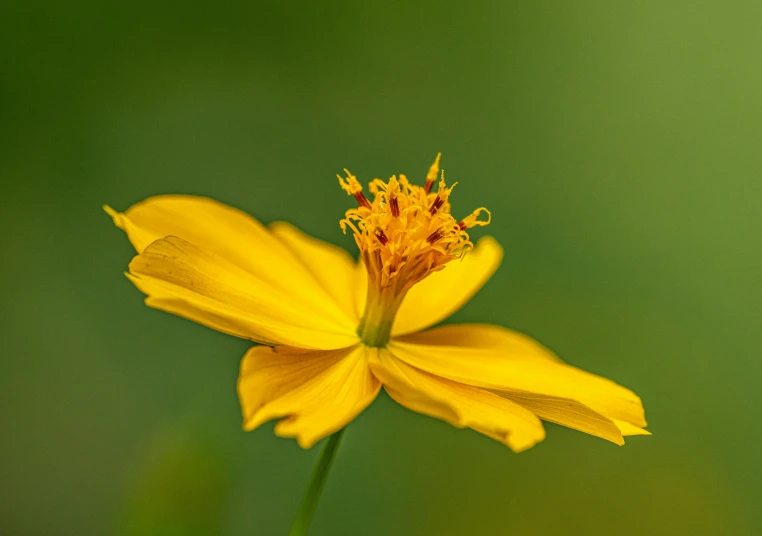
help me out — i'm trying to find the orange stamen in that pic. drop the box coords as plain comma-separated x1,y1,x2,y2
390,196,399,217
423,152,441,194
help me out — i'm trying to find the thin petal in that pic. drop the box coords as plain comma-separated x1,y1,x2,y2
354,256,368,320
497,391,624,445
614,420,652,437
269,222,359,323
397,323,563,362
391,236,503,335
105,196,355,328
389,325,646,428
128,236,360,349
238,344,380,448
368,348,546,452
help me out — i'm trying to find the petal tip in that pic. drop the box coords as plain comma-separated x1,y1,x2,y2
476,234,503,252
104,204,128,232
274,422,318,449
296,436,316,450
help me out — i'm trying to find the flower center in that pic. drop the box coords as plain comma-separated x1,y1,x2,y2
339,154,490,347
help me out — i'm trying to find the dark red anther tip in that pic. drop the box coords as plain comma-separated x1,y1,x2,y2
429,196,444,215
426,230,443,244
376,229,389,245
390,197,400,217
353,192,371,209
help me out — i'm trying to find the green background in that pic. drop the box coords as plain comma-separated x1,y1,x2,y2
2,1,761,535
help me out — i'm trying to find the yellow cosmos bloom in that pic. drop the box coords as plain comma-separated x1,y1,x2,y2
106,155,647,452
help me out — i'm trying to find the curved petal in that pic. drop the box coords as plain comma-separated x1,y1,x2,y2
368,348,546,452
396,323,563,362
497,391,624,445
105,196,355,328
353,255,369,320
238,344,380,448
614,420,652,437
390,236,503,336
269,222,360,323
388,324,647,429
128,236,360,349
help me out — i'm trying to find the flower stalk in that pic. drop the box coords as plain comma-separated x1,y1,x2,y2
287,428,346,536
357,284,407,347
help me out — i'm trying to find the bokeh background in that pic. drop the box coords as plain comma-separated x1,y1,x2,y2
2,1,761,535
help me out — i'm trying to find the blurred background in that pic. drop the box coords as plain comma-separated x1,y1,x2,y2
2,1,761,535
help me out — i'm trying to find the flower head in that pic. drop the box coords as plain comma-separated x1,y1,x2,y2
337,154,490,347
106,154,647,451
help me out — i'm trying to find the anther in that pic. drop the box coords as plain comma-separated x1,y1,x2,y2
390,196,400,217
376,229,389,245
423,153,441,194
338,170,371,209
458,207,492,230
354,192,371,209
429,195,444,215
426,229,444,244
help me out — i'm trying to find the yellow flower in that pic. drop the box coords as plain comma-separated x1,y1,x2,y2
105,155,648,452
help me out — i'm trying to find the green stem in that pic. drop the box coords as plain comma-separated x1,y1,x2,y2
357,283,406,347
287,428,345,536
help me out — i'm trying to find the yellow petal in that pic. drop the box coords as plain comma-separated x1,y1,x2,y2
368,348,546,452
390,236,503,336
498,391,624,445
389,325,646,428
128,236,360,349
396,323,563,362
354,255,368,320
105,196,355,328
614,419,652,437
269,221,360,323
238,344,380,448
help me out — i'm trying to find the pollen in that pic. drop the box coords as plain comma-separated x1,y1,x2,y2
339,154,490,295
